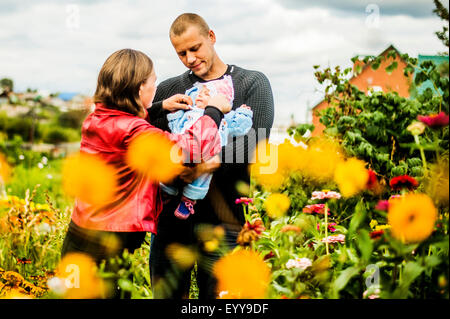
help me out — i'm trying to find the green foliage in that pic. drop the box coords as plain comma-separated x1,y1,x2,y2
315,51,449,181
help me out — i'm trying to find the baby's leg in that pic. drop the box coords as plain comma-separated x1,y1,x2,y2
174,174,213,220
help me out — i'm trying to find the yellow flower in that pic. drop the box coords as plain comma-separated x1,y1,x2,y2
125,132,184,183
334,157,369,198
250,139,286,190
302,138,345,182
424,159,449,207
62,152,118,207
370,219,378,229
407,121,426,136
213,249,270,299
55,252,106,299
0,153,11,184
388,193,438,243
375,224,391,231
264,193,290,219
166,243,197,270
204,239,220,252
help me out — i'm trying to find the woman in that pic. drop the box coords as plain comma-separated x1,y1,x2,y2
60,48,229,298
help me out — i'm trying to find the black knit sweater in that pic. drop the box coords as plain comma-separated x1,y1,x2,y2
148,64,274,227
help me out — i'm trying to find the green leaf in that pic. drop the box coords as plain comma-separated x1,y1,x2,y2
424,255,441,269
118,278,134,292
391,262,424,298
357,229,373,263
332,266,360,293
348,200,366,238
385,61,398,74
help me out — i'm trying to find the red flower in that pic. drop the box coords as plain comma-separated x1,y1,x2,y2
389,175,419,191
369,230,385,239
375,200,389,211
263,251,275,261
418,112,449,128
366,169,378,190
235,197,254,205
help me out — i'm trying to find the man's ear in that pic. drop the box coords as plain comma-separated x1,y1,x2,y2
208,29,216,44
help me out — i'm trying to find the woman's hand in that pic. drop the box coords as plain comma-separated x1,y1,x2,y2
179,155,221,184
208,94,231,114
162,94,193,112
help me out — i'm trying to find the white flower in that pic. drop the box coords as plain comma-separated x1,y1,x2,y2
37,163,44,169
38,222,52,235
19,154,25,160
41,156,48,165
46,174,53,179
286,257,312,270
47,277,67,296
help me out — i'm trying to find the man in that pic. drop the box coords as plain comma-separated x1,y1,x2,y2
147,13,274,299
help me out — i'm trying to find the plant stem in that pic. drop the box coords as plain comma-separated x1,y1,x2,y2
413,135,428,171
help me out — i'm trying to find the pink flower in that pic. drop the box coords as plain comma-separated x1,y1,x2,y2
311,191,341,200
375,200,389,211
321,234,345,244
418,112,449,128
303,204,329,214
317,222,337,232
235,197,254,205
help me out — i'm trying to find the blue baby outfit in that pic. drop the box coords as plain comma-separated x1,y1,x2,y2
160,105,253,200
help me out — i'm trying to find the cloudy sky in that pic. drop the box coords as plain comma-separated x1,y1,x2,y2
0,0,448,127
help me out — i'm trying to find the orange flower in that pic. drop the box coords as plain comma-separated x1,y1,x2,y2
125,132,184,183
214,249,270,299
0,153,11,184
62,152,118,207
388,193,438,243
54,252,106,299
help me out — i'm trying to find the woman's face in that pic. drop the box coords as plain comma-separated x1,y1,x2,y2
139,70,157,109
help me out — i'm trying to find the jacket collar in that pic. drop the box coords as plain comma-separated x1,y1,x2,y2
94,103,147,119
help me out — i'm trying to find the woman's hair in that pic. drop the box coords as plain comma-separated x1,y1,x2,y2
170,13,210,38
94,48,153,116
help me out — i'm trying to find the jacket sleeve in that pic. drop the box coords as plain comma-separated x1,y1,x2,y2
168,110,222,164
167,110,186,133
128,106,223,165
225,107,253,137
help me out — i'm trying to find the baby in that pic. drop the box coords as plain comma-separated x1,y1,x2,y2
160,75,253,219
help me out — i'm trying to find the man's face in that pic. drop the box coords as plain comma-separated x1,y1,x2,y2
170,25,217,79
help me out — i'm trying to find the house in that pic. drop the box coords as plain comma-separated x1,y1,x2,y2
311,45,413,136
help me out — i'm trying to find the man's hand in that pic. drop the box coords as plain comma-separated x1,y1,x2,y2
179,155,221,184
208,94,231,114
162,94,193,112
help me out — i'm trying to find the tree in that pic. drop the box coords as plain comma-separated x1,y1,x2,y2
433,0,449,54
0,78,14,95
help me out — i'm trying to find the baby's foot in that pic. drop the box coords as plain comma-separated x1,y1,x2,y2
174,196,196,220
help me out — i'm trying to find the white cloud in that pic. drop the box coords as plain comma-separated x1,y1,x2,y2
0,0,447,127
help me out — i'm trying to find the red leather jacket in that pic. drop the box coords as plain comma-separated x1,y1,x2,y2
71,103,222,233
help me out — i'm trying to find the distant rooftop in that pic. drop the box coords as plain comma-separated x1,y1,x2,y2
58,92,79,101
